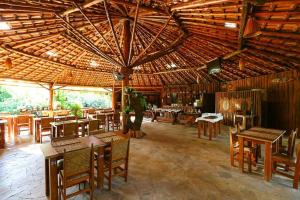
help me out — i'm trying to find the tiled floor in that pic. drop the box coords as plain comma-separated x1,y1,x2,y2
0,121,299,200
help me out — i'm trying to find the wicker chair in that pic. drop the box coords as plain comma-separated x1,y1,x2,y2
40,117,54,143
15,115,30,135
96,115,106,132
111,113,121,131
272,143,300,189
88,120,103,135
58,145,94,199
62,123,78,137
273,129,298,171
229,125,257,172
103,138,130,190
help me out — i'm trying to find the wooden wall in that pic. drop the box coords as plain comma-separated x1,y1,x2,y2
220,70,300,132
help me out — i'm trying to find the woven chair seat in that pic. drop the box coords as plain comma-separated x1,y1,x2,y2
272,153,296,165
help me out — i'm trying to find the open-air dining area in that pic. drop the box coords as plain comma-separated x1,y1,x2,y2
0,0,300,200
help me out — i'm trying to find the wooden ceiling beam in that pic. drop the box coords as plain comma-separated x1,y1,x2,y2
1,46,112,74
73,1,119,60
62,0,104,16
103,0,125,66
128,0,140,66
171,0,237,11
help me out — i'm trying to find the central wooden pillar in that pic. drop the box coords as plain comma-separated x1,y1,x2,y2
121,19,131,131
49,83,54,111
112,82,116,110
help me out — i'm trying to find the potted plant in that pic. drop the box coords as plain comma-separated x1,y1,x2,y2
69,103,83,119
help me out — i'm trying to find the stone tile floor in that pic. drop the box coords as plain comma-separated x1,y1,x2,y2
0,121,300,200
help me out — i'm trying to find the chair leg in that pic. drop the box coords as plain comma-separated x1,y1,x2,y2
109,169,112,191
272,161,277,172
248,152,252,173
293,167,300,189
230,148,234,167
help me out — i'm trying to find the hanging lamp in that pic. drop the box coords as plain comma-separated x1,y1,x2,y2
243,16,262,38
5,57,12,69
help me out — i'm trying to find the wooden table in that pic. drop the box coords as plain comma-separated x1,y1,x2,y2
195,113,223,140
0,120,7,148
40,136,106,200
237,127,286,181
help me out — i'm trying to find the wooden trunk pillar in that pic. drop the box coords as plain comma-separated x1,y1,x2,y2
49,83,54,111
112,83,116,110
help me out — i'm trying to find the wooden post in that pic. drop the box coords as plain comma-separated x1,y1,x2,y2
112,83,116,111
49,83,54,111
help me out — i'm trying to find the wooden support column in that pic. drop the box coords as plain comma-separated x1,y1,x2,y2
49,83,54,111
112,82,116,110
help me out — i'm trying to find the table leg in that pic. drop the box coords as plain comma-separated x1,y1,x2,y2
36,121,41,143
238,137,244,172
97,146,104,189
29,117,33,135
45,159,49,196
197,122,201,138
49,158,58,200
213,123,216,137
264,142,272,181
218,121,221,135
209,123,212,140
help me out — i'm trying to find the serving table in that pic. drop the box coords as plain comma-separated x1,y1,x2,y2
40,136,105,200
237,127,286,181
195,113,223,140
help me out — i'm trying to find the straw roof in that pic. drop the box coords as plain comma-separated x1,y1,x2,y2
0,0,299,88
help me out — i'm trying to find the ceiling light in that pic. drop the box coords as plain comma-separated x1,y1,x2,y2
46,51,57,57
224,22,237,29
90,60,98,67
0,22,11,30
167,63,177,69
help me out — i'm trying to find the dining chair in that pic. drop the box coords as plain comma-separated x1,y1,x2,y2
272,143,300,189
279,128,298,158
15,115,30,135
272,129,298,170
58,145,94,199
96,115,106,132
62,123,78,137
103,137,130,190
229,125,257,172
40,117,54,143
88,120,103,135
111,113,121,131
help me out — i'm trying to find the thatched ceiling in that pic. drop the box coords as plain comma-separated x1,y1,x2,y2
0,0,299,88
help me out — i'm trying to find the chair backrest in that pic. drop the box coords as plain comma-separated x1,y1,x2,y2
89,120,99,132
288,128,298,158
63,123,78,136
113,113,120,123
16,115,30,125
111,138,130,162
295,143,300,170
65,116,76,121
234,115,246,131
41,117,54,129
96,115,106,124
63,145,93,178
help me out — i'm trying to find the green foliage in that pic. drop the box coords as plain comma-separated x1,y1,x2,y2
55,90,70,109
69,103,83,118
0,86,12,102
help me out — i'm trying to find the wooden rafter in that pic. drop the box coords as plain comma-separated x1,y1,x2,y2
128,0,140,66
103,0,125,66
